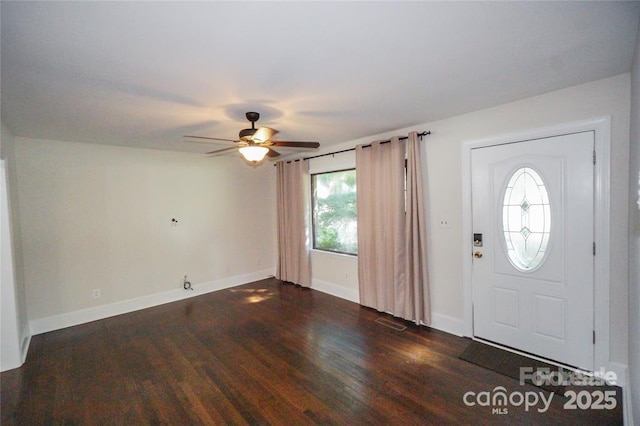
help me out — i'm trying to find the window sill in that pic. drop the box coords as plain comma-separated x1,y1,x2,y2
311,249,358,259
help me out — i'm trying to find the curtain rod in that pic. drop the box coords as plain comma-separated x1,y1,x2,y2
277,131,430,165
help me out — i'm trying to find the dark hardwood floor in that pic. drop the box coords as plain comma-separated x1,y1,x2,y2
1,278,622,425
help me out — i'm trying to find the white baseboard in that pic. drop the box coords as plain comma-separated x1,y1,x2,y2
309,278,466,336
430,312,465,336
309,279,466,338
29,269,274,336
311,278,360,303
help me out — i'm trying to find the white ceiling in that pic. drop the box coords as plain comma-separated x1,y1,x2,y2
2,1,639,155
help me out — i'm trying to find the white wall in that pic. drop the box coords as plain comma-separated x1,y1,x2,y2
0,122,30,371
12,138,277,326
310,74,631,366
628,26,640,425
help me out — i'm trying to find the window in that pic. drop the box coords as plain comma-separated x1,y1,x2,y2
311,169,357,255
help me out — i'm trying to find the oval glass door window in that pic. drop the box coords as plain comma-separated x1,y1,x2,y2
502,167,551,271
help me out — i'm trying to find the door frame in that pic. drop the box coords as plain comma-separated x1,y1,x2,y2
461,116,611,373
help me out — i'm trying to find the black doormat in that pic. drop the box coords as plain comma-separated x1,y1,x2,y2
460,340,571,394
460,341,623,422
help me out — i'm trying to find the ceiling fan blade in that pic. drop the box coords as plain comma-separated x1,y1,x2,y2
185,135,237,143
271,141,320,149
206,146,239,156
252,127,279,143
266,148,281,158
184,140,236,147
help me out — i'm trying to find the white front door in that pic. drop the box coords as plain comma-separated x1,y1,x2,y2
471,131,594,370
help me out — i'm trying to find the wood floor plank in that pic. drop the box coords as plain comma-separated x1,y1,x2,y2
1,278,623,425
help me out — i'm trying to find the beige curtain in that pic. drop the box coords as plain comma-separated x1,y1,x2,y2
276,160,311,287
356,138,406,314
356,133,431,325
404,131,431,325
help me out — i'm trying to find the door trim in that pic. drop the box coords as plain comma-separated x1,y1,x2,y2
461,116,611,373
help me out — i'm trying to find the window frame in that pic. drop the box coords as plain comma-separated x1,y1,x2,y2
310,168,358,256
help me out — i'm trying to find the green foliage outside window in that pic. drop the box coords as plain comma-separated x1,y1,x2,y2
312,170,357,255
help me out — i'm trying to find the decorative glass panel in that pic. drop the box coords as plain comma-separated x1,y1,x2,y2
502,167,551,271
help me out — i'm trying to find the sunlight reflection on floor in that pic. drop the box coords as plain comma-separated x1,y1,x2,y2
229,288,276,304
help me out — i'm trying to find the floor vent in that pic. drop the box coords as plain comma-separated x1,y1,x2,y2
375,317,407,331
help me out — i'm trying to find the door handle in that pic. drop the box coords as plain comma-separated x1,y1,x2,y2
474,251,483,259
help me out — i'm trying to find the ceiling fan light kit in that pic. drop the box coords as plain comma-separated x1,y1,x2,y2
184,111,320,165
239,145,270,163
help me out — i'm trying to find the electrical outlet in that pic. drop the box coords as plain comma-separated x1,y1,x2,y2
92,289,101,299
439,219,451,228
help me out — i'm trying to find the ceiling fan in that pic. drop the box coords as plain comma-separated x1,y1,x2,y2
184,112,320,163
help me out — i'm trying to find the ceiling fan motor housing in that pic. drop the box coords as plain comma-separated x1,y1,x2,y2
239,112,260,140
245,112,260,123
